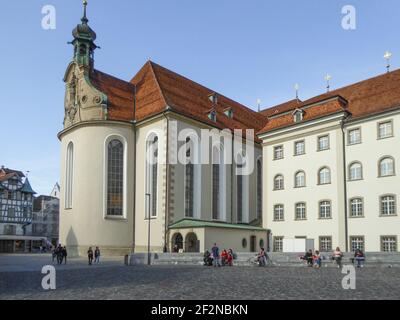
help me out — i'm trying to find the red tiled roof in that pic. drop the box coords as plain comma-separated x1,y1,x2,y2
259,69,400,134
90,61,267,135
259,99,301,117
90,69,135,122
261,96,348,132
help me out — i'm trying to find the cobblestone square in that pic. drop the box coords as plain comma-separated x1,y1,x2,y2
0,254,399,300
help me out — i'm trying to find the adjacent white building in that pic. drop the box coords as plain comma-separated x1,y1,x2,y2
258,71,400,253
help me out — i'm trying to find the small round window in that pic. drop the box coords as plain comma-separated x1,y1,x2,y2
242,238,247,248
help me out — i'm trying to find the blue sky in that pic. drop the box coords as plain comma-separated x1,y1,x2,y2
0,0,399,195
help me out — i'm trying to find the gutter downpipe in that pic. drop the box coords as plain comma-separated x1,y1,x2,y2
132,84,137,253
163,110,170,252
341,115,349,252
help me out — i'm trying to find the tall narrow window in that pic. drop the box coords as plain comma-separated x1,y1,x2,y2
274,174,284,190
65,142,74,209
146,135,158,218
185,138,194,218
237,164,243,223
212,147,220,220
107,139,124,216
256,159,262,219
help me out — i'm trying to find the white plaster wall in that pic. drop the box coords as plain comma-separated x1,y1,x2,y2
59,123,134,256
346,112,400,251
262,118,347,251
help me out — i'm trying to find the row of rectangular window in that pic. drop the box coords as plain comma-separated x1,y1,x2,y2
348,120,394,145
273,120,394,160
274,136,330,160
273,235,398,252
273,156,396,190
273,195,397,221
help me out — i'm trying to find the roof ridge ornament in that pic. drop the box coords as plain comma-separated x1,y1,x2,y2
384,51,392,73
82,0,89,25
325,74,332,93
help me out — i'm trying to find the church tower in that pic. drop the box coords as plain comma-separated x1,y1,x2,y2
62,0,107,129
71,0,98,70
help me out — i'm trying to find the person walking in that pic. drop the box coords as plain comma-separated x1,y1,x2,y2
62,246,68,265
87,247,94,265
333,247,343,268
56,244,63,265
52,246,57,262
94,247,100,264
211,243,221,267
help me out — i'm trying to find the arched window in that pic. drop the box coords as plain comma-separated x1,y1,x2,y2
256,159,262,219
212,146,221,220
65,142,74,209
236,152,249,223
349,162,362,181
146,135,158,218
379,157,395,177
107,139,124,216
318,167,331,185
274,174,284,190
295,171,306,188
185,137,194,217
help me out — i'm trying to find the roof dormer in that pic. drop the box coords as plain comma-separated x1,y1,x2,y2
208,92,218,105
208,110,217,122
224,108,233,119
292,109,304,123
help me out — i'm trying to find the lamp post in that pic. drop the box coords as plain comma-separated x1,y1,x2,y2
145,193,151,265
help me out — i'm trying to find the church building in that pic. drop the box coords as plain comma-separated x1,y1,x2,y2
58,2,266,256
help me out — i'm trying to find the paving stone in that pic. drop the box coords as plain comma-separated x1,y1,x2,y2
0,254,399,300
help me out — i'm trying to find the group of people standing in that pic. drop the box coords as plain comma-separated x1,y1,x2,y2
52,244,68,265
87,246,101,265
204,243,234,267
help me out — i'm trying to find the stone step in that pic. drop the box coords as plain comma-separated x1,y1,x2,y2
128,252,400,267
